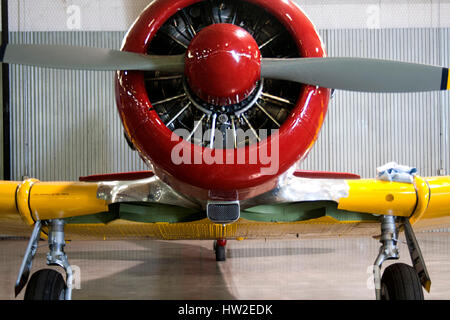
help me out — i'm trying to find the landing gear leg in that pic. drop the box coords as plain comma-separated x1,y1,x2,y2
402,217,431,293
16,219,74,300
44,219,74,300
372,215,425,300
214,240,227,262
373,215,399,300
15,221,42,297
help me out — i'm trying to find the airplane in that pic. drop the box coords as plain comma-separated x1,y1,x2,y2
0,0,450,300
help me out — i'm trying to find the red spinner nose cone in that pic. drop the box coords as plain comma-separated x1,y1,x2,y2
185,23,262,106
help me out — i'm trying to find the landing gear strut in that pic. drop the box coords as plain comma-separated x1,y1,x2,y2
15,219,73,300
372,215,429,300
214,240,227,261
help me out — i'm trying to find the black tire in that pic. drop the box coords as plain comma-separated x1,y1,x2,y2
380,263,424,300
24,269,66,300
215,244,226,262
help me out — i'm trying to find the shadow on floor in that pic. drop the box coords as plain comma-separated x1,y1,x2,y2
228,247,334,258
39,240,237,300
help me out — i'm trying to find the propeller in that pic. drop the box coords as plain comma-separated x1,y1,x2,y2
261,57,449,93
0,44,185,73
1,43,448,93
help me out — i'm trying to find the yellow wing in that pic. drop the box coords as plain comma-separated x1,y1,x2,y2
0,175,449,240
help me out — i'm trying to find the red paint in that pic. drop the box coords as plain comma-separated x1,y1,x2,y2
115,0,330,201
294,171,361,180
216,240,227,247
79,171,154,182
185,23,261,106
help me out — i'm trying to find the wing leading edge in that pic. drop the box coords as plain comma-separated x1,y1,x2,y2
0,174,449,240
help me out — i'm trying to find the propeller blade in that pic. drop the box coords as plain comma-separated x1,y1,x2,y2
261,57,449,93
0,44,185,73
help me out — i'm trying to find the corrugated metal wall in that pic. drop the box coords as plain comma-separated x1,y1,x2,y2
9,31,148,181
300,28,449,178
8,28,450,181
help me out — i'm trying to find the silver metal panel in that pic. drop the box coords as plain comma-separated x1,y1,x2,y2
241,174,350,209
9,31,147,181
299,28,447,178
97,176,202,209
8,29,450,181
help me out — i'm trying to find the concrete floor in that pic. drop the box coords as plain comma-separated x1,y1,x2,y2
1,233,450,300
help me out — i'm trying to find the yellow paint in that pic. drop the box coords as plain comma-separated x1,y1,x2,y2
409,176,431,225
0,181,20,215
62,217,379,241
1,175,450,241
1,179,109,225
302,215,340,224
338,179,417,217
420,176,450,220
29,182,109,221
16,179,39,226
447,71,450,90
338,176,450,226
425,280,431,293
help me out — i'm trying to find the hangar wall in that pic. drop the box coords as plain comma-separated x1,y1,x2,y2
300,28,449,178
5,0,450,180
9,31,146,181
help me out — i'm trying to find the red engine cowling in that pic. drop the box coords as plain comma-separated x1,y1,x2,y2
115,0,330,201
